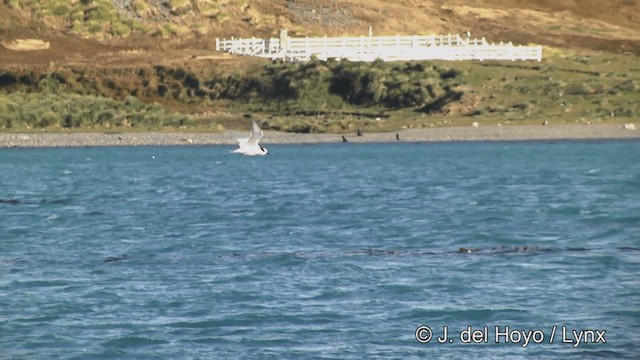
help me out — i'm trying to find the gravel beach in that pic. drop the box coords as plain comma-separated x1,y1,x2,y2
0,124,638,148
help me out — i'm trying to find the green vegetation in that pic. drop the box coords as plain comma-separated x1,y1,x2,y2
3,0,200,38
0,48,638,133
447,49,640,123
159,23,187,37
166,0,191,15
207,59,463,113
197,0,223,18
209,52,639,131
0,92,195,130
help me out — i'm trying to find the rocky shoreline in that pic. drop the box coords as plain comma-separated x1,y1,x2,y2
0,124,638,148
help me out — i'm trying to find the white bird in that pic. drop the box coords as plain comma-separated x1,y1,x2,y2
233,121,269,156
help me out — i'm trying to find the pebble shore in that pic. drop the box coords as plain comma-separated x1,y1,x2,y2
0,124,638,148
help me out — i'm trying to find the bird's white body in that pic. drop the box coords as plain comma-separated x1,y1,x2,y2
233,121,269,156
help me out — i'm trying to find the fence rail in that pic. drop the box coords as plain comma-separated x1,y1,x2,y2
216,32,542,62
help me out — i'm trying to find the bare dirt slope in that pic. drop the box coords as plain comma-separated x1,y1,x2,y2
0,0,638,70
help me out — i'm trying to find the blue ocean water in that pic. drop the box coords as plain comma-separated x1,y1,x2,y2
1,140,639,359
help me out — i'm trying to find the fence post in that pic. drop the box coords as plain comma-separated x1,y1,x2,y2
279,29,288,61
323,36,327,60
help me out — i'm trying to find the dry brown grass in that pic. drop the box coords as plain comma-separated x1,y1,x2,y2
1,39,50,51
1,0,639,60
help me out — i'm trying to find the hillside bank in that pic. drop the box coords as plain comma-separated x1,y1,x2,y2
1,0,639,133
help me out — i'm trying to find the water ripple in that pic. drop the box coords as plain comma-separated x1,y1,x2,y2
1,141,639,359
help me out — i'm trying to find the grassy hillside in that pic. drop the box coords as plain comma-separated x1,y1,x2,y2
1,47,637,132
0,0,638,132
2,0,639,50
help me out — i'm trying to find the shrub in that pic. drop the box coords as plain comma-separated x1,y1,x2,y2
564,83,590,95
166,0,191,15
131,0,149,14
160,23,186,37
0,117,13,128
6,101,20,114
69,9,84,22
38,111,60,127
124,95,143,109
62,114,77,128
84,3,115,22
144,114,162,127
19,112,40,128
111,21,132,37
37,77,62,94
88,21,104,34
96,109,115,125
614,80,638,93
5,0,21,10
128,112,146,127
131,21,151,34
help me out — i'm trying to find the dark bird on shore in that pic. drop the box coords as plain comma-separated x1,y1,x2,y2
356,129,363,136
542,120,548,126
396,133,400,141
342,135,348,143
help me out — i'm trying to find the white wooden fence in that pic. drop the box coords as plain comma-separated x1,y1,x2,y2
215,31,542,62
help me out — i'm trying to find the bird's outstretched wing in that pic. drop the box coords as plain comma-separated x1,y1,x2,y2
245,121,264,146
